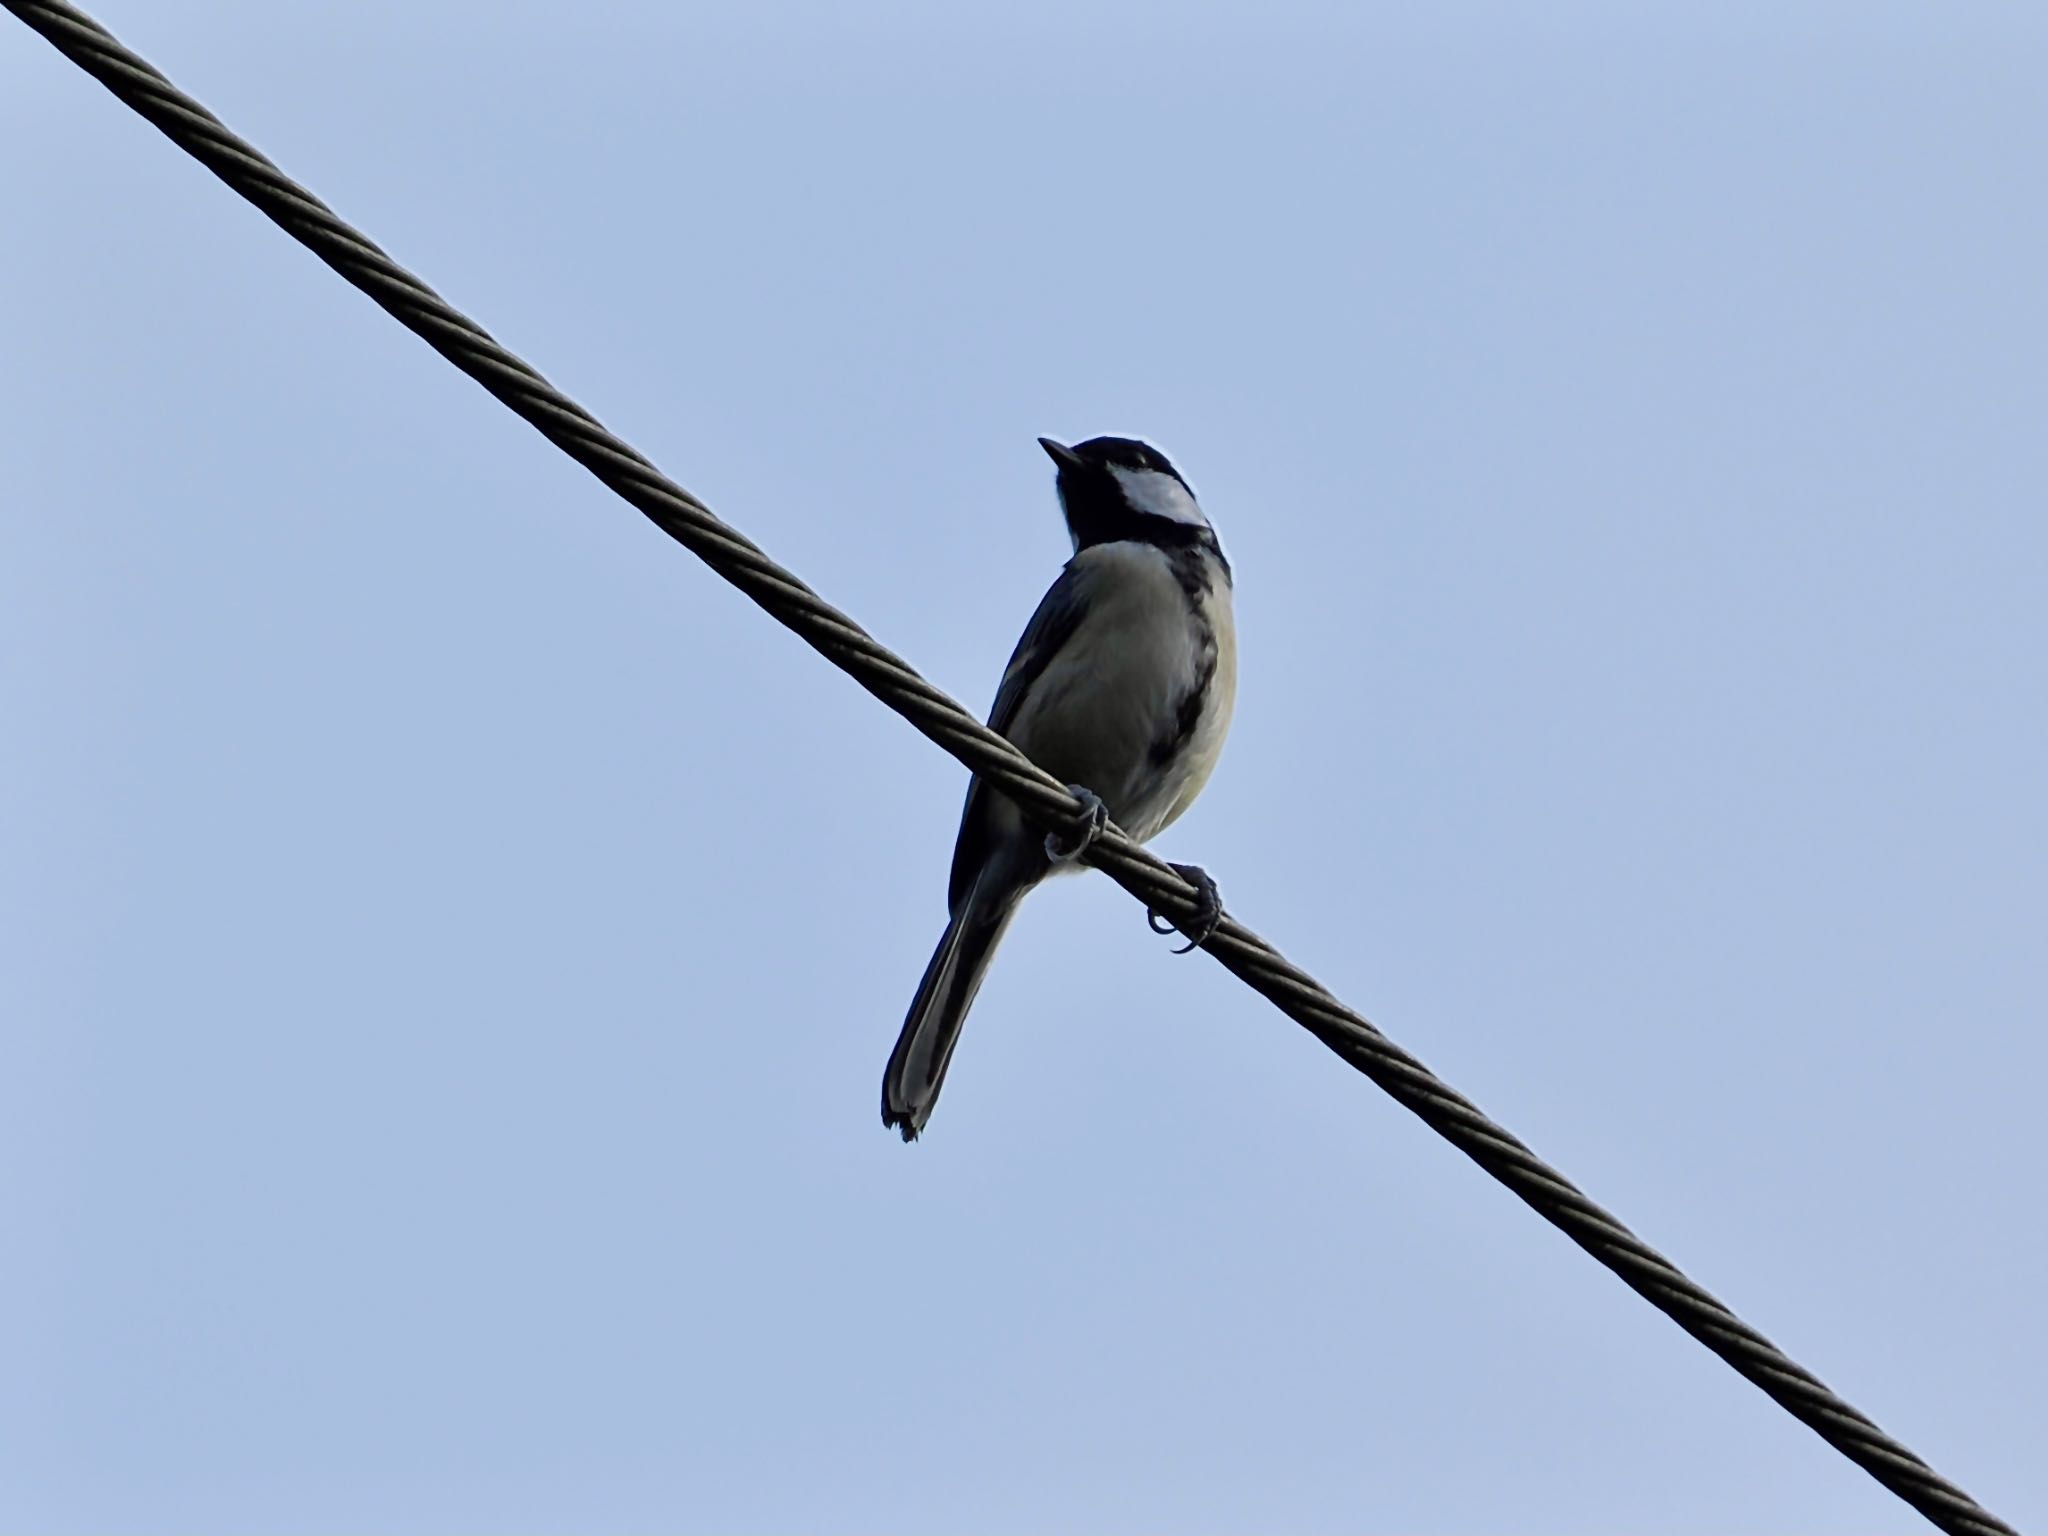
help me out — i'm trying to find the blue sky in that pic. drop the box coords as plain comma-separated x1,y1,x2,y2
3,3,2044,1531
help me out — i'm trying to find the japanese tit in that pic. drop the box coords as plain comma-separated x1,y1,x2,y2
881,435,1237,1140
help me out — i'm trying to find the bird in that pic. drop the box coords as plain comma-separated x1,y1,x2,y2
881,434,1237,1140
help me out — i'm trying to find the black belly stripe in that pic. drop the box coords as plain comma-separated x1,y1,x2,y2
1165,543,1222,603
1150,545,1222,768
1151,642,1217,768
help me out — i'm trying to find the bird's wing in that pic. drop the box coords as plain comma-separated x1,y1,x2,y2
987,561,1098,738
947,558,1097,911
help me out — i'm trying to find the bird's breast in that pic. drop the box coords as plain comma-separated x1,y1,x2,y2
1005,541,1236,842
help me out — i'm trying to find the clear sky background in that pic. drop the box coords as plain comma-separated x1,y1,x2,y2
3,3,2044,1532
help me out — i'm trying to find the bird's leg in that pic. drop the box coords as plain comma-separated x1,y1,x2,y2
1044,785,1109,864
1148,862,1223,954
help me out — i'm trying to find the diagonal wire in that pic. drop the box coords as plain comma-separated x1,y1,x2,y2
2,4,2021,1533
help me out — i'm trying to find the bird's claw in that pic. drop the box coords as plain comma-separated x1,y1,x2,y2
1044,784,1109,864
1148,862,1223,953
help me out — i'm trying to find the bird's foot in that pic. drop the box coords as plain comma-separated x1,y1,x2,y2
1044,785,1109,864
1148,862,1223,954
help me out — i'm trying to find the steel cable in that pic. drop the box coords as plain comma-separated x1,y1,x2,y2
3,3,2020,1532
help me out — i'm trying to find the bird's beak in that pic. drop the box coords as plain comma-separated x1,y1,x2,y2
1038,437,1084,472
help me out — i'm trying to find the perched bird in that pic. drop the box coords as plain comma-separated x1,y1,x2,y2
881,435,1238,1140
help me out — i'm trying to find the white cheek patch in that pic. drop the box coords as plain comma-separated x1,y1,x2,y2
1108,465,1208,527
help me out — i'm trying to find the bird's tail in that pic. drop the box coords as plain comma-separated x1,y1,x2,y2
882,875,1024,1141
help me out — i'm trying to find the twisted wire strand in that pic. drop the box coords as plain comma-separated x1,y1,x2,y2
3,4,2019,1533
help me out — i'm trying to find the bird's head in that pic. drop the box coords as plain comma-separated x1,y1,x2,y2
1039,435,1213,553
